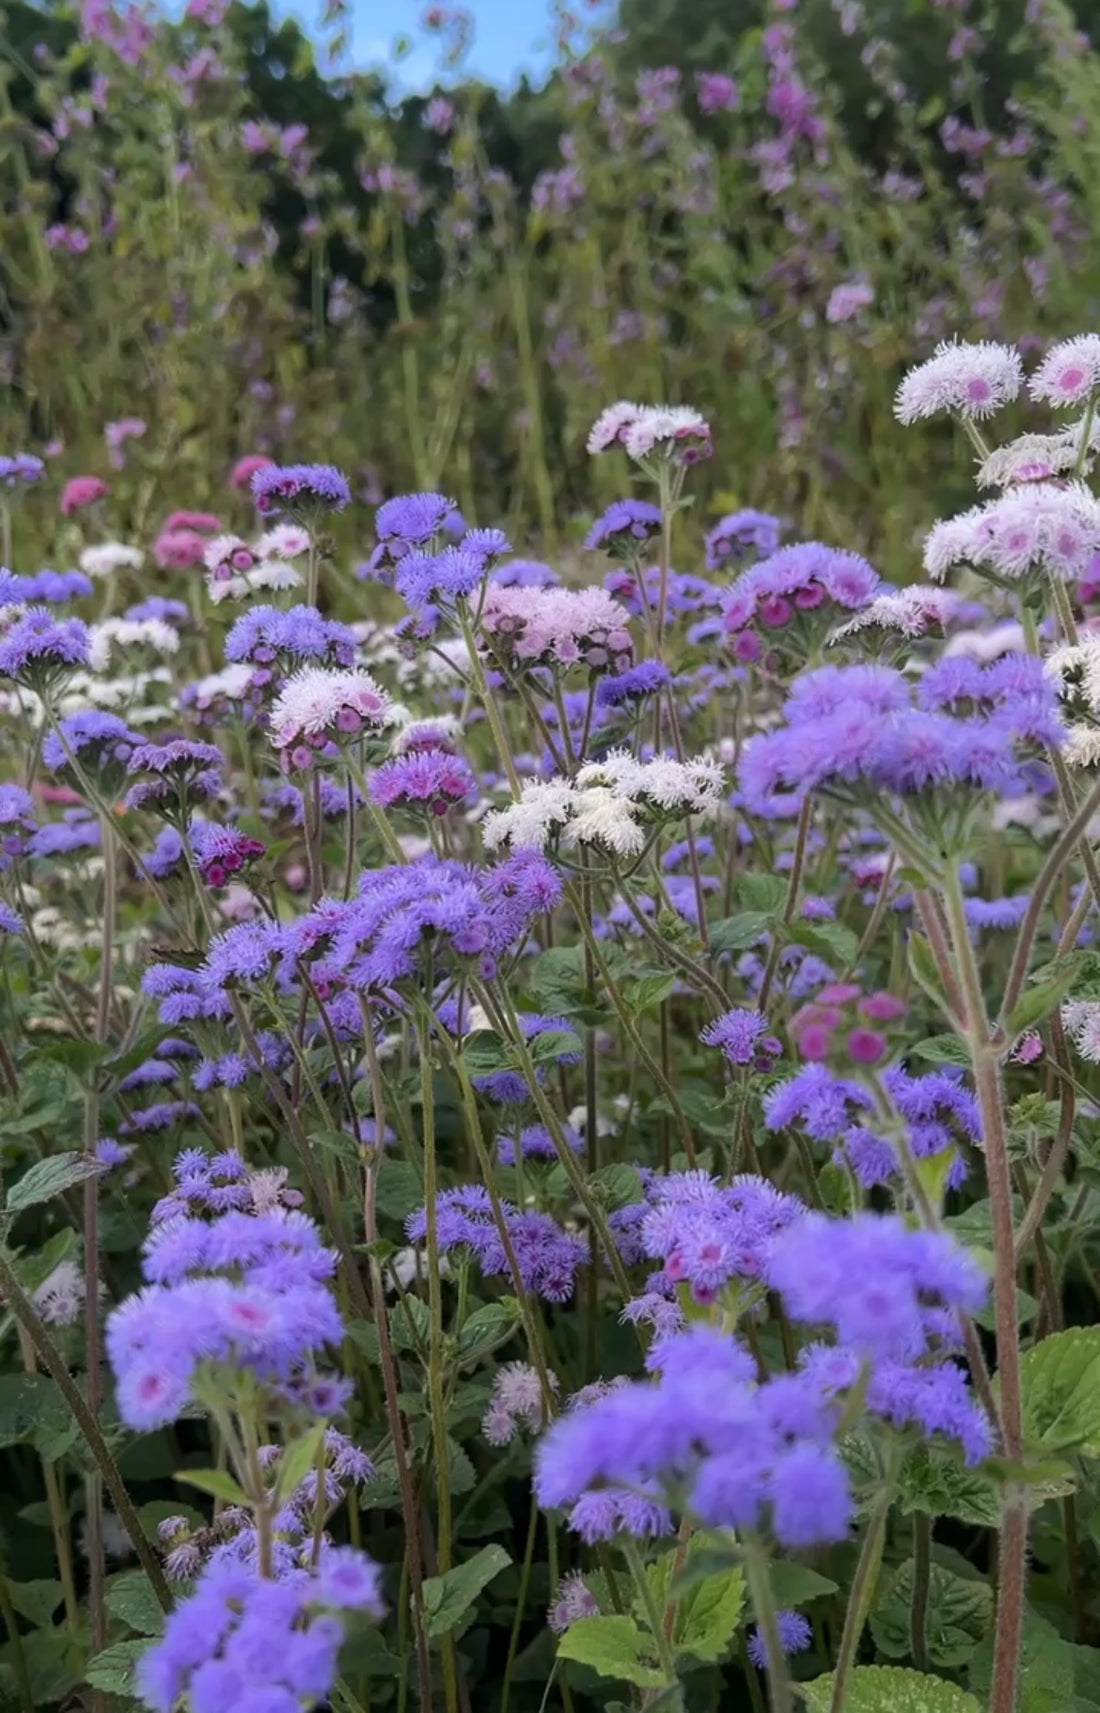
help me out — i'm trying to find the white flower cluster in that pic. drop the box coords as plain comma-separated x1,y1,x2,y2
586,401,711,462
1063,1000,1100,1063
894,339,1024,425
268,666,394,756
1045,639,1100,768
922,482,1100,583
79,542,145,579
828,586,960,643
204,524,310,604
88,617,180,673
976,422,1099,489
482,751,725,858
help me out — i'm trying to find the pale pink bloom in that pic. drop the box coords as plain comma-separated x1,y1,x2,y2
269,666,392,752
203,533,255,579
587,401,645,453
922,482,1100,581
479,585,633,673
977,430,1080,489
258,523,311,560
1063,999,1100,1062
548,1573,600,1635
826,280,874,323
229,453,273,489
481,1363,557,1446
895,338,1023,423
829,586,959,641
622,404,712,462
1030,334,1100,408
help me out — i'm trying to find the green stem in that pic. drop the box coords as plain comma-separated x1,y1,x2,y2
829,1483,892,1713
743,1533,791,1713
500,1491,539,1713
621,1536,676,1687
909,1512,932,1672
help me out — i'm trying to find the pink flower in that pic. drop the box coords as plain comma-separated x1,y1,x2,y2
826,280,874,324
60,476,109,515
153,529,209,570
163,510,220,534
229,454,274,490
1029,335,1100,409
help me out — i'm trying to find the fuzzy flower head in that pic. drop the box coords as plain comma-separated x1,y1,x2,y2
365,491,463,580
369,749,476,817
482,1362,558,1446
479,585,633,678
894,338,1024,424
705,509,784,571
828,585,961,654
124,740,224,818
587,402,712,465
79,541,144,579
42,710,140,796
251,462,351,516
60,475,110,515
923,481,1100,586
1029,335,1100,410
483,752,724,858
268,667,392,770
0,606,90,689
0,453,46,490
584,499,663,557
0,783,36,869
722,542,882,665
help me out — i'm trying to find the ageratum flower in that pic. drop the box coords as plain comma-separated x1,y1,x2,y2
225,605,357,673
704,508,783,570
482,752,725,857
721,541,882,663
595,660,672,710
536,1327,851,1548
268,667,392,770
0,606,90,688
251,462,351,515
0,568,92,604
894,338,1024,423
60,475,110,515
739,657,1062,819
748,1611,812,1670
490,558,560,589
369,750,477,816
406,1186,587,1302
1029,334,1100,408
479,585,634,677
393,546,486,612
135,1549,384,1713
79,541,144,579
0,783,37,869
362,490,463,581
125,740,224,816
587,402,712,464
923,482,1100,584
584,499,663,555
0,453,45,488
43,710,140,795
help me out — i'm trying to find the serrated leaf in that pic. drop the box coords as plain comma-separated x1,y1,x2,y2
871,1559,992,1668
84,1637,152,1695
624,972,677,1016
374,1158,423,1221
897,1447,1002,1528
177,1468,250,1505
460,1030,514,1076
802,1665,983,1712
673,1563,745,1665
588,1163,644,1209
0,1373,77,1460
422,1543,511,1638
7,1151,105,1215
106,1569,167,1636
309,1127,363,1165
1020,1327,1100,1455
390,1294,430,1352
556,1615,667,1688
527,1028,583,1064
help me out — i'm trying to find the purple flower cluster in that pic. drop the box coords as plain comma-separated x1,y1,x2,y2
0,607,90,684
639,1170,805,1305
584,499,663,556
0,453,45,488
107,1159,344,1429
0,568,93,603
136,1548,383,1713
251,462,351,514
704,509,783,571
225,605,357,672
43,710,139,789
0,783,37,869
721,542,882,662
407,1184,587,1302
740,657,1062,817
125,740,225,815
364,490,463,580
369,750,477,816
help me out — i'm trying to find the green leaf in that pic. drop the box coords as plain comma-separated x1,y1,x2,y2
1020,1327,1100,1455
908,933,951,1013
84,1637,153,1695
802,1665,983,1712
177,1468,250,1505
7,1580,62,1628
390,1294,430,1352
106,1569,167,1637
788,918,859,967
624,971,677,1016
373,1158,423,1221
460,1030,513,1076
32,1037,106,1077
0,1373,78,1460
969,1610,1076,1713
910,1035,971,1067
871,1559,992,1668
457,1301,522,1362
556,1615,667,1688
422,1543,511,1639
767,1561,839,1606
12,1226,79,1294
736,873,787,913
1006,967,1079,1038
274,1421,327,1504
709,912,772,953
309,1127,363,1166
7,1151,104,1215
673,1562,745,1665
588,1163,644,1210
897,1447,1003,1528
527,1028,583,1064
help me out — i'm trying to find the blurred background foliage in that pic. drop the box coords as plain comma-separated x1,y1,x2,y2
2,0,1100,572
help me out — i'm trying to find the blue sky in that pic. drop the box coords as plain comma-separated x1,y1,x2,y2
346,0,561,90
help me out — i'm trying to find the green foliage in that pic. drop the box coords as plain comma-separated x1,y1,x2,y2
1020,1328,1100,1456
871,1559,992,1668
556,1616,669,1688
803,1665,984,1712
422,1544,511,1639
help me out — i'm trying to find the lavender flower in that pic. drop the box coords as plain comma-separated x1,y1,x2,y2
369,750,476,816
0,453,46,488
0,607,90,686
584,499,663,555
251,462,351,514
0,783,37,868
747,1610,812,1670
704,509,783,570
